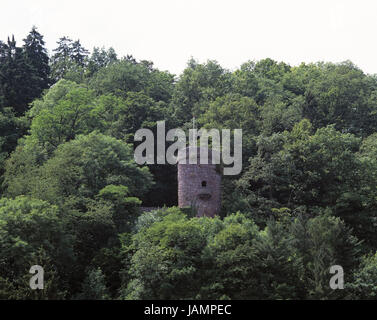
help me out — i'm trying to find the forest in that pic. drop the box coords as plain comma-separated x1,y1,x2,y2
0,27,376,300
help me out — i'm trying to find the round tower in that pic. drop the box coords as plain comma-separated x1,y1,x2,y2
177,147,221,217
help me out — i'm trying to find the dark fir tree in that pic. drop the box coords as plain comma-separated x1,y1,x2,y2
50,36,73,81
71,40,89,67
22,26,50,96
50,37,89,82
0,35,34,115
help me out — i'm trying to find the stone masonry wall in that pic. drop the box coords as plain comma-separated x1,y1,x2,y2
177,147,221,217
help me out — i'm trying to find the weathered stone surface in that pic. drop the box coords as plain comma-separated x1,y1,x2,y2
177,147,221,217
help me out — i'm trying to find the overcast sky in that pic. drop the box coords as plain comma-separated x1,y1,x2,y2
1,0,376,75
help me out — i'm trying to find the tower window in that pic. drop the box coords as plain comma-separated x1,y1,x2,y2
201,181,207,187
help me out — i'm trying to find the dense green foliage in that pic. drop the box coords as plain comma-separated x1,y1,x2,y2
0,29,376,299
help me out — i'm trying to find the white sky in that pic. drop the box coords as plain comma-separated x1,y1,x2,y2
1,0,377,75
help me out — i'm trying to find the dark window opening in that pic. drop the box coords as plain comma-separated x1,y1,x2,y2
201,181,207,187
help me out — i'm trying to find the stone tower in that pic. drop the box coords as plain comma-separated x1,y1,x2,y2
177,147,221,217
